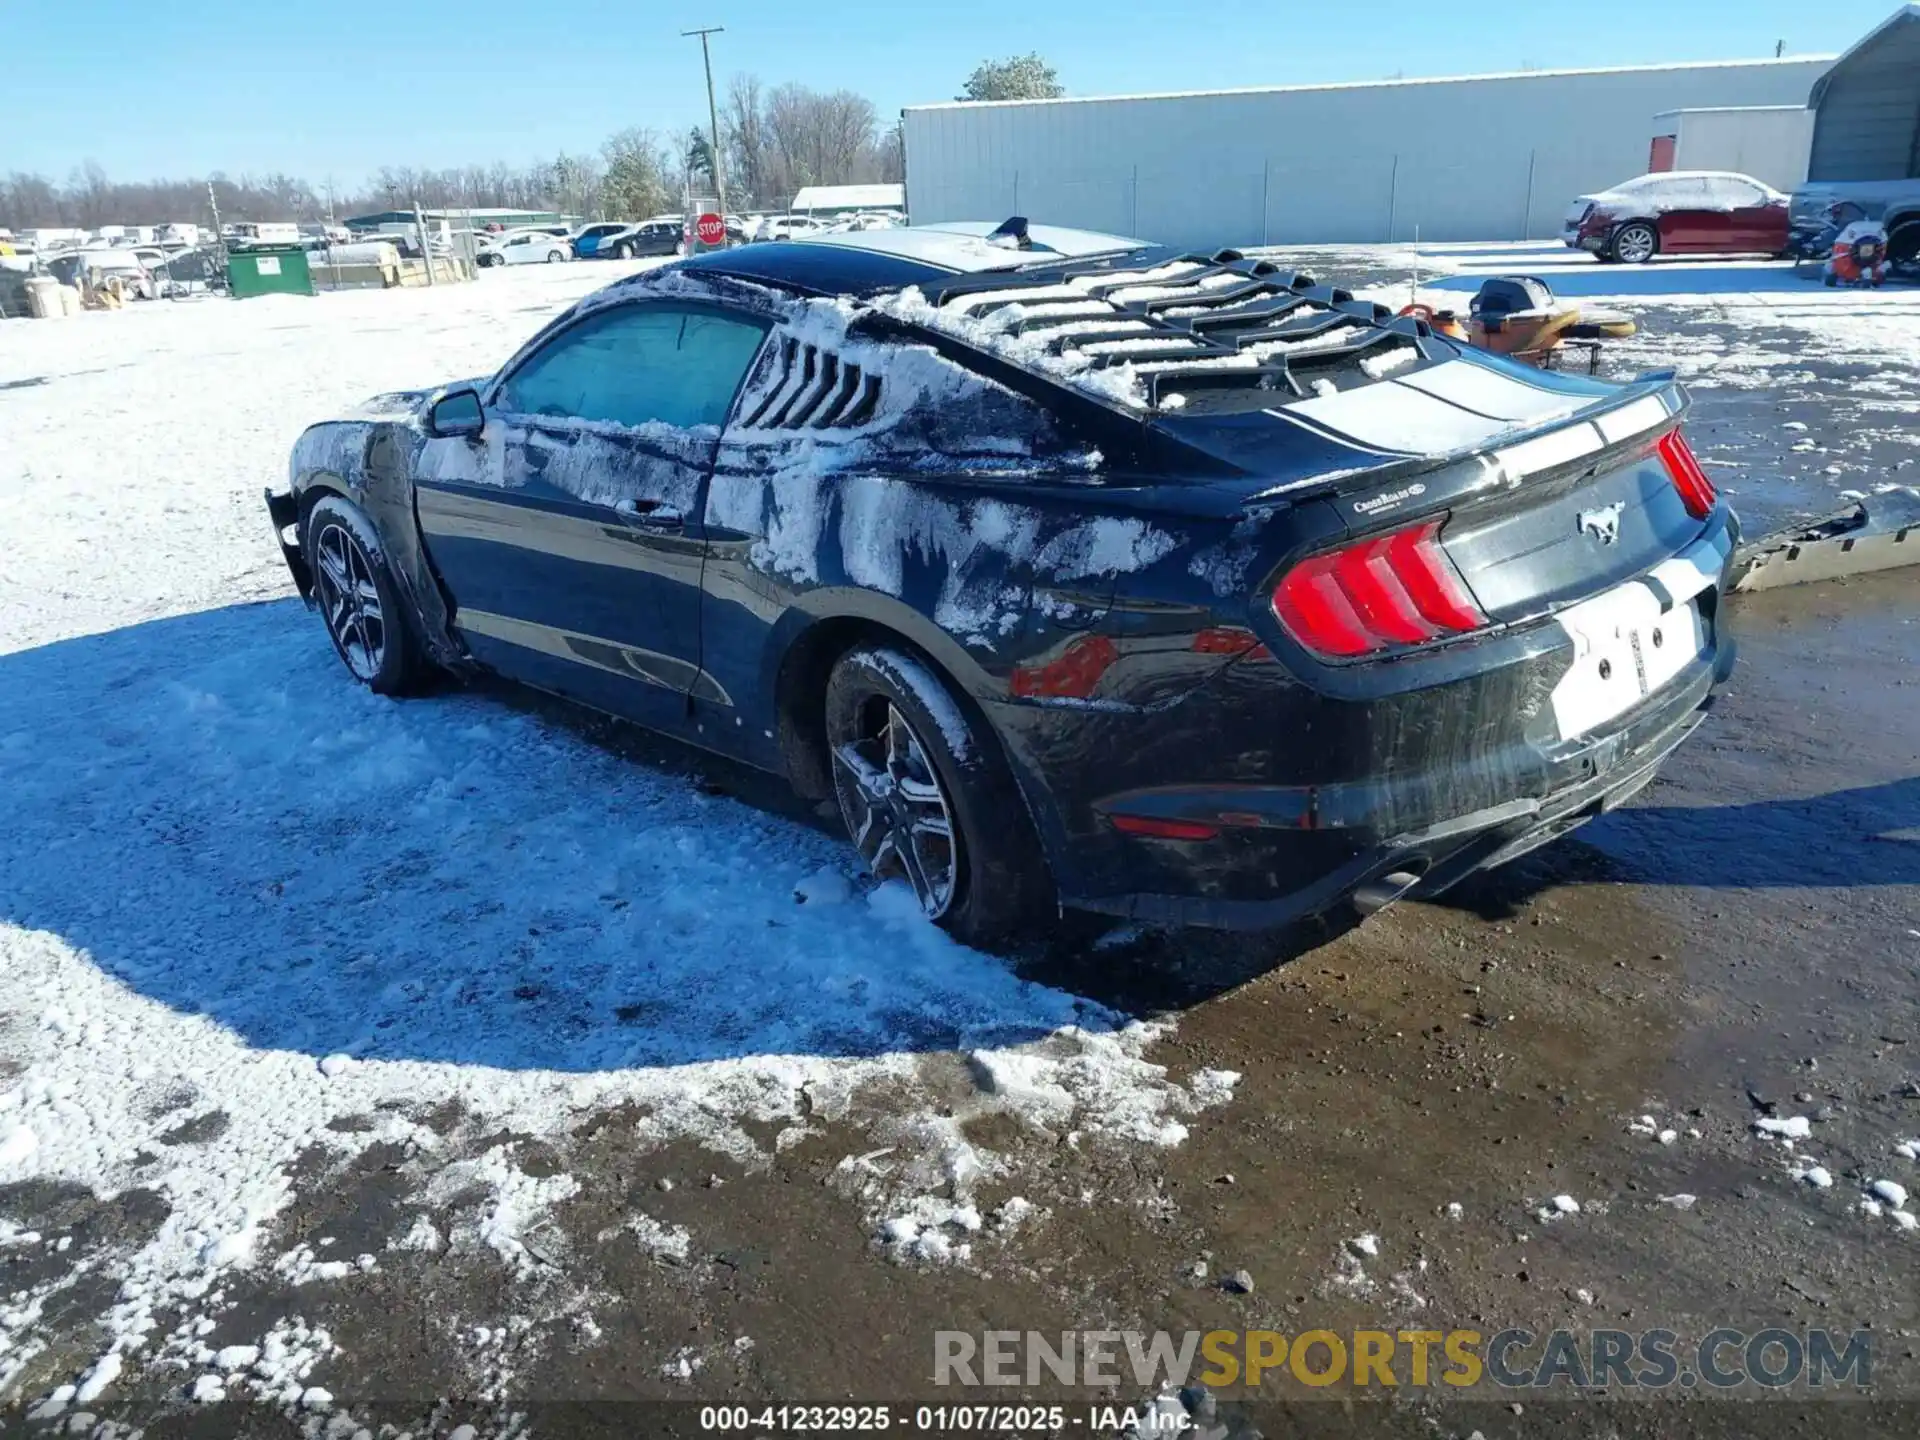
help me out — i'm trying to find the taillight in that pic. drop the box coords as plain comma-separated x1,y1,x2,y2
1109,813,1219,841
1658,430,1716,520
1271,517,1486,660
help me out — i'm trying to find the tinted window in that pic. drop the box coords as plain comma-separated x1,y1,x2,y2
497,306,768,430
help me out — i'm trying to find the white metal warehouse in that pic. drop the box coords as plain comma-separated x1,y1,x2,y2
902,57,1832,249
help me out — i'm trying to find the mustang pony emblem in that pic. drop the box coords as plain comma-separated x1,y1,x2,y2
1577,501,1625,546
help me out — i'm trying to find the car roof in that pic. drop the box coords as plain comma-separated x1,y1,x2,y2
675,220,1156,297
1611,170,1769,187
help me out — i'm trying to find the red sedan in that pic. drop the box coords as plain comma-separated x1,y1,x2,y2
1563,171,1791,264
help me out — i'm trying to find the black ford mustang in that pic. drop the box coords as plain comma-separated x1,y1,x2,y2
266,219,1737,947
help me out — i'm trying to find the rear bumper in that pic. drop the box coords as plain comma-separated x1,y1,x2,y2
1014,512,1740,931
1067,642,1728,930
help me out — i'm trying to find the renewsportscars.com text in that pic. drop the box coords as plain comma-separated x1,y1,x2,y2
933,1328,1872,1392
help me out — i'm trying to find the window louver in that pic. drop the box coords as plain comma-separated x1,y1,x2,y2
927,253,1435,413
737,338,882,431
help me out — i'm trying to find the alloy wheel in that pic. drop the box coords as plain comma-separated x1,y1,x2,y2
312,521,387,681
1614,224,1656,263
831,701,960,918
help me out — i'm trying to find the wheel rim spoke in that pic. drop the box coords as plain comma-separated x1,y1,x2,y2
832,741,884,791
314,520,386,680
830,694,960,919
896,775,942,805
316,539,351,594
909,813,952,842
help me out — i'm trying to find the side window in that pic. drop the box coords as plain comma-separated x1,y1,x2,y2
496,306,769,430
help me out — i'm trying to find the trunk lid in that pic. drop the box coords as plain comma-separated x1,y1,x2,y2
1161,352,1702,626
1438,442,1701,621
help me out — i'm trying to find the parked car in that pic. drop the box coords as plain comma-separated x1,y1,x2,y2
570,222,631,259
475,229,571,266
267,219,1736,946
758,214,829,242
227,222,303,248
591,219,684,259
46,248,155,298
1562,171,1790,263
1788,179,1920,272
823,211,905,234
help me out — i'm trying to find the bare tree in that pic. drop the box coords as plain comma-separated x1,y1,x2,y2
723,75,770,208
760,84,884,203
878,121,905,185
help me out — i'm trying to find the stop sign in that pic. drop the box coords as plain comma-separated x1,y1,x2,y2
696,212,726,247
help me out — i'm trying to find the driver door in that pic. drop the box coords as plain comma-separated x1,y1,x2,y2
415,301,770,729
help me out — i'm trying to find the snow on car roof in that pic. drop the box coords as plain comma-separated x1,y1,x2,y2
797,222,1150,273
674,222,1157,298
1610,170,1771,186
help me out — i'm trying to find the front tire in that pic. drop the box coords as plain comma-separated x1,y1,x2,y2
1610,221,1658,264
615,241,634,259
825,646,1050,947
304,495,422,696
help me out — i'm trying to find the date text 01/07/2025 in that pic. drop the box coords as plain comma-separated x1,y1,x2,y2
698,1404,1180,1433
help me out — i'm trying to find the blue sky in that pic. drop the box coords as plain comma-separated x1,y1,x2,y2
6,0,1900,184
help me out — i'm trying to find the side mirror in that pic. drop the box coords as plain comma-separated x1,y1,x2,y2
427,387,485,439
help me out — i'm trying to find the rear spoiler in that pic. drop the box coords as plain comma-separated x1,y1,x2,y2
1271,379,1691,532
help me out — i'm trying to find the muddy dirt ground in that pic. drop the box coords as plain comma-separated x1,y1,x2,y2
5,272,1919,1440
12,576,1914,1440
11,580,1919,1440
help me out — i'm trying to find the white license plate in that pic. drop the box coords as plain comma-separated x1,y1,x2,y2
1549,580,1707,741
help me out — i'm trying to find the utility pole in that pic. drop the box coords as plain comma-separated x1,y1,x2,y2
682,25,729,231
413,199,437,286
207,180,221,238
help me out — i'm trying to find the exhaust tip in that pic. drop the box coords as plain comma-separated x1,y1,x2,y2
1352,868,1425,917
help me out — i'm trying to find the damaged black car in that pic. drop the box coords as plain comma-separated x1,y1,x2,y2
266,219,1738,947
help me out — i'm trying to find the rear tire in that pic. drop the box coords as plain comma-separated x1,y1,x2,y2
615,241,634,259
303,495,424,697
825,646,1051,948
1610,221,1658,264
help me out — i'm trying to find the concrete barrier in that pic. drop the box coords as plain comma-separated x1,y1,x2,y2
304,254,475,291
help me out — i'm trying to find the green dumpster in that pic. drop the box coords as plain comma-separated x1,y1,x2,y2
227,245,314,299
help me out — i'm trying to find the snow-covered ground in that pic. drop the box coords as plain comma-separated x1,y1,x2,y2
4,244,1916,1422
0,262,1236,1418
